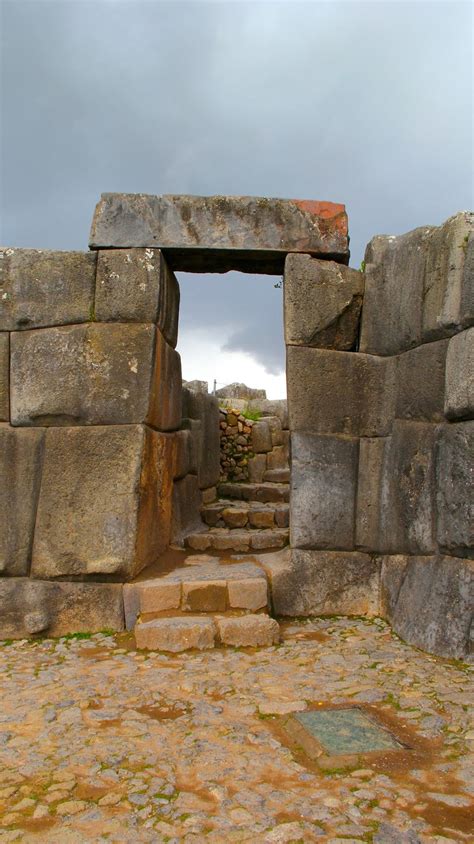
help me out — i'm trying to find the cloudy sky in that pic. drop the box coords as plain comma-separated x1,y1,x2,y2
2,0,472,397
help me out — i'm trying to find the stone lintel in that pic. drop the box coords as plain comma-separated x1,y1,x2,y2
89,194,349,271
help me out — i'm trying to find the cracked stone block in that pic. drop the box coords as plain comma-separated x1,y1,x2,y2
32,425,176,579
10,323,157,426
444,328,474,420
436,421,474,557
291,432,358,551
380,554,474,659
0,248,96,331
0,578,124,639
0,333,8,420
216,614,280,647
284,254,364,349
134,616,216,651
89,194,349,272
95,249,180,347
0,427,45,576
287,346,395,437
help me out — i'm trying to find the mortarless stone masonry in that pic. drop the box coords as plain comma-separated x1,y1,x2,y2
0,197,472,658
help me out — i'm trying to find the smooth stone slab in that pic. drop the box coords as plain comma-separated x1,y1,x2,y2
294,708,402,755
0,248,96,331
395,339,449,422
444,328,474,420
134,616,216,651
0,333,8,420
89,194,349,272
436,421,474,557
216,614,280,647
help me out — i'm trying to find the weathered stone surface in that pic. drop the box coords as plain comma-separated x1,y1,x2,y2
227,577,268,610
360,213,474,356
95,249,180,347
422,211,474,341
287,346,395,437
134,616,216,651
395,339,449,422
146,329,182,431
132,580,180,616
380,555,474,659
266,445,287,470
0,248,96,331
248,454,267,483
284,254,364,349
222,506,248,528
182,581,227,612
265,415,283,446
10,323,157,426
0,427,45,576
183,379,208,393
0,333,8,420
174,429,198,479
216,614,280,647
291,432,358,550
355,437,390,552
0,578,124,639
263,468,290,483
89,194,349,272
171,474,203,545
436,421,474,557
201,486,217,504
248,509,274,529
247,399,289,429
251,420,272,453
359,227,432,356
32,425,176,579
261,549,380,616
216,382,266,400
185,390,220,488
444,328,474,420
379,421,439,555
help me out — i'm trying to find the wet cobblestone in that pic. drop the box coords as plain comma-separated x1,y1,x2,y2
0,617,472,842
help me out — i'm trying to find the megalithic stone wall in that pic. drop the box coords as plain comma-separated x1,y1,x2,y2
281,211,474,659
0,246,184,636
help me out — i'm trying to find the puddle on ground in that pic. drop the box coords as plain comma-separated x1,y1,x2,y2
135,704,187,721
78,646,111,659
279,623,329,643
75,781,110,800
18,817,57,833
416,794,474,836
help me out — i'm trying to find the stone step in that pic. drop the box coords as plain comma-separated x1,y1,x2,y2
201,499,289,529
124,561,269,628
217,481,290,503
263,468,290,483
184,527,289,553
134,613,280,651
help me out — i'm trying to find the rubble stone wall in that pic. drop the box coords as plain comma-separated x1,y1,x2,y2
218,405,289,483
282,212,473,658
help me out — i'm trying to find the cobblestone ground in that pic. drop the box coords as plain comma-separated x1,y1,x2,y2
0,617,472,843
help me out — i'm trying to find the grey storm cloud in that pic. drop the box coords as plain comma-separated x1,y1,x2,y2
1,0,472,375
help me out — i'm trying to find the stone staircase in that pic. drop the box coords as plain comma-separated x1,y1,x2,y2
183,479,290,553
123,559,280,652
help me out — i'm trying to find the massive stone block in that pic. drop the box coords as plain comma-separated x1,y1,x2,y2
184,389,220,489
247,399,289,429
287,346,395,437
0,333,8,420
147,329,182,431
89,194,349,272
395,339,449,422
32,425,176,579
444,328,474,420
359,226,432,356
436,421,474,557
0,577,124,639
291,432,358,550
422,211,474,341
380,555,474,659
355,437,390,552
10,323,157,426
360,212,473,356
0,248,96,331
95,248,180,348
0,427,45,576
261,549,380,617
284,255,364,349
379,421,439,555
